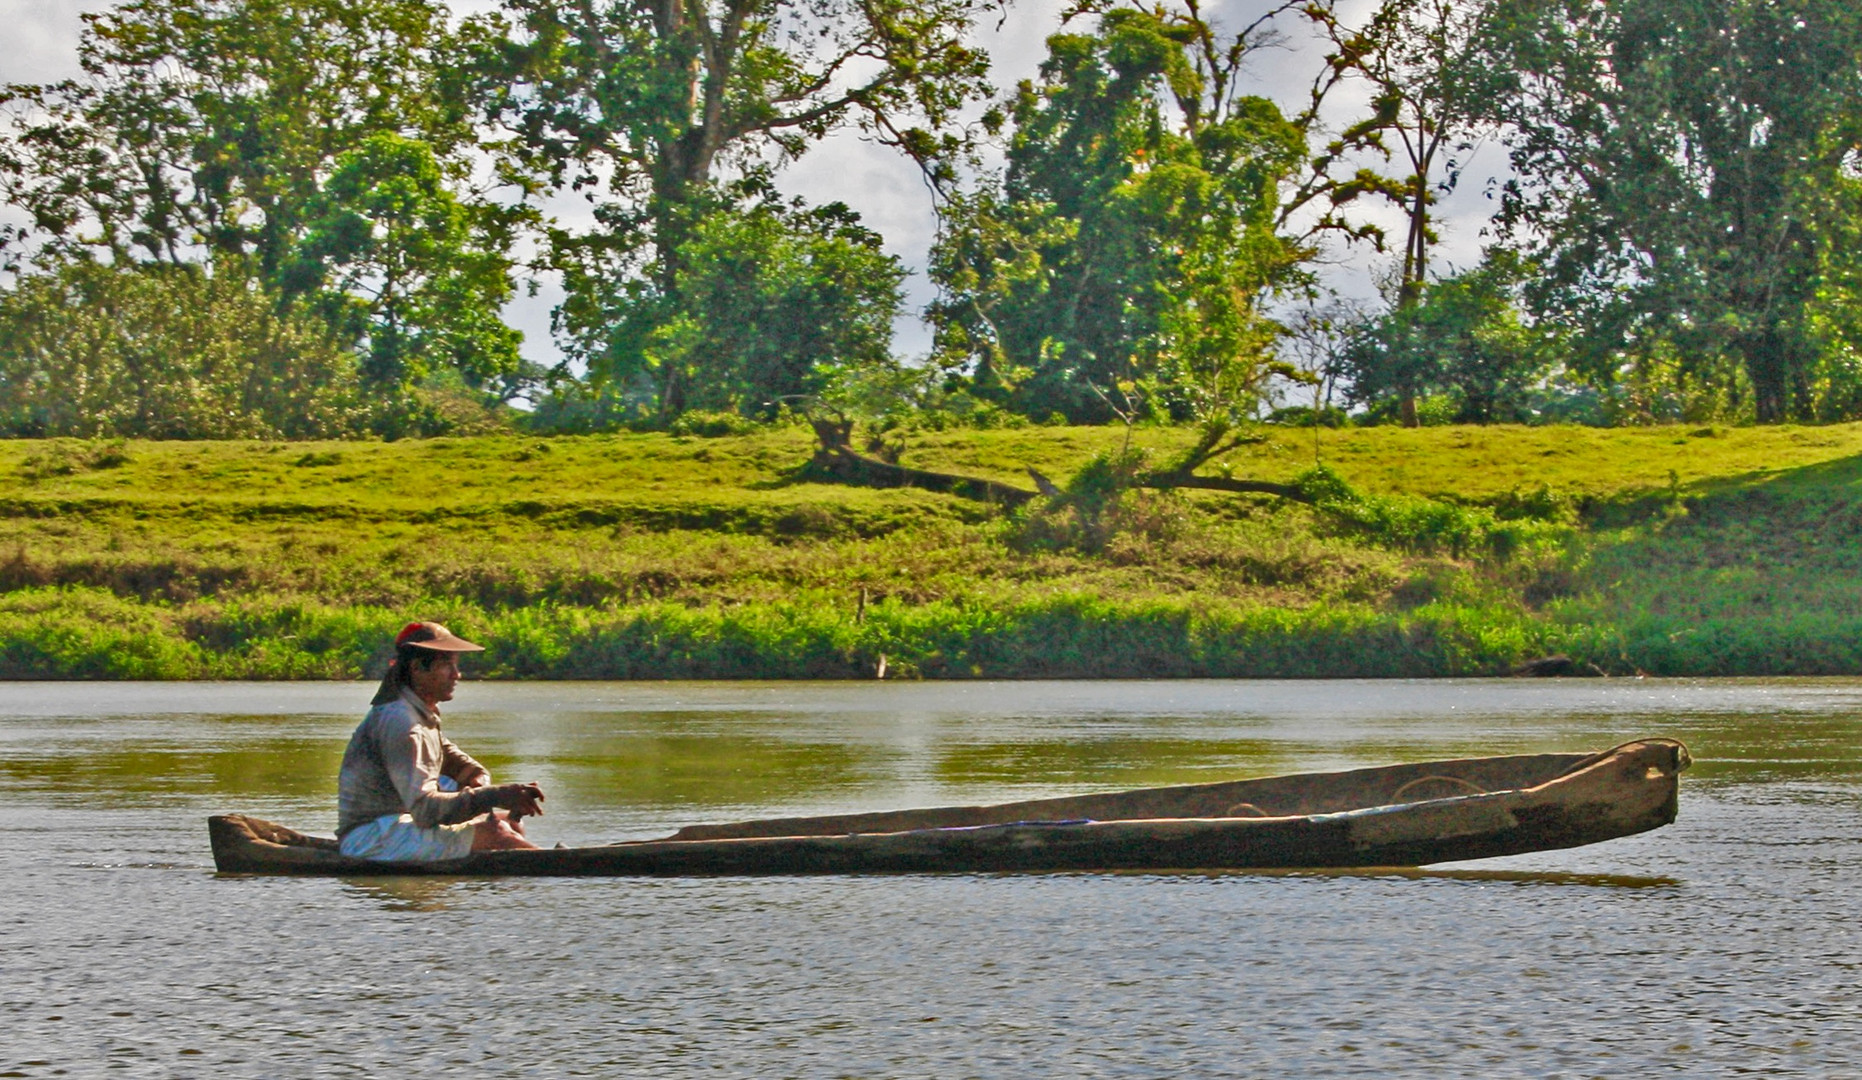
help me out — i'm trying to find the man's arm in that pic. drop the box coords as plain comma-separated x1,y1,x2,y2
439,735,491,789
382,724,493,827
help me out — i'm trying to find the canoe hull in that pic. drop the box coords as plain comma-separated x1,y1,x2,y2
209,739,1687,876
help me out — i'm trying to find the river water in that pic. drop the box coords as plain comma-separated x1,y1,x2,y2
1,678,1859,1078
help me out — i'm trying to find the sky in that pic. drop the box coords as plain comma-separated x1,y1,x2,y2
0,0,1506,368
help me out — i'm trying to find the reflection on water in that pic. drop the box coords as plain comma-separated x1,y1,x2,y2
536,729,887,811
3,677,1861,1077
0,721,346,804
339,875,465,913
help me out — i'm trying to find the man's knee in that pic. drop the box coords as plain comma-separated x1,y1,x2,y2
472,814,537,851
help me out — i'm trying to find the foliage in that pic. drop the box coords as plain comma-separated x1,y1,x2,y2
0,0,478,270
520,378,645,434
387,369,526,439
1340,251,1550,423
1009,446,1156,553
1469,0,1862,423
928,5,1309,423
609,192,907,419
667,410,765,439
1292,464,1572,560
1299,0,1489,301
0,0,529,405
0,260,371,438
16,0,1862,433
812,361,951,433
481,0,996,416
1802,111,1862,421
17,439,130,480
293,133,530,397
0,585,1586,678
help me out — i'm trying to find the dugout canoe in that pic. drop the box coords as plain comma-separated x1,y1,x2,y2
208,737,1688,876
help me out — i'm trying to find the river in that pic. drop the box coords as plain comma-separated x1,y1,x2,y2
2,678,1858,1077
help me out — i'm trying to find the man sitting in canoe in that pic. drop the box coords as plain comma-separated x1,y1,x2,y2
336,621,545,861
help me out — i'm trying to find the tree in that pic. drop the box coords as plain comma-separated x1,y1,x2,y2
1802,112,1862,420
641,190,906,417
1276,296,1372,418
0,260,369,438
295,133,527,395
1470,0,1862,422
1341,252,1547,423
1301,0,1487,303
0,0,527,398
2,0,476,270
927,3,1308,423
480,0,997,410
1295,0,1489,425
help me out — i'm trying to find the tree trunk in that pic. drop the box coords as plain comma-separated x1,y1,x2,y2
1396,262,1423,428
1742,326,1790,424
647,0,712,301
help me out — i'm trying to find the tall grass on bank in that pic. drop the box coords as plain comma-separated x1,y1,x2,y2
14,584,1856,680
0,587,1570,680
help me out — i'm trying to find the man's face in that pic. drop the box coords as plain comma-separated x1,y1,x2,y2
408,651,460,705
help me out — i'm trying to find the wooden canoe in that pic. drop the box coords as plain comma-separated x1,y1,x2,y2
208,738,1688,876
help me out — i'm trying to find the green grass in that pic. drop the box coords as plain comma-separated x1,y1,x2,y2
3,422,1862,678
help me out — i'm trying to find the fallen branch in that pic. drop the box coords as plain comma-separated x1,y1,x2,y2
804,416,1312,507
1142,475,1314,503
806,417,1039,506
811,445,1042,505
1031,465,1313,503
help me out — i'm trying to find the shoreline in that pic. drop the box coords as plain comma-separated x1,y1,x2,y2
4,588,1858,680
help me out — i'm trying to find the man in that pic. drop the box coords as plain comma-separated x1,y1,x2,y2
336,621,546,861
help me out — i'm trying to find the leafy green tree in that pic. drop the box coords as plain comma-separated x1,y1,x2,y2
1470,0,1862,422
925,187,1074,401
479,0,996,411
1803,123,1862,421
1,0,476,271
1341,252,1547,423
928,4,1308,423
638,191,906,417
0,260,369,438
0,0,527,399
294,133,527,396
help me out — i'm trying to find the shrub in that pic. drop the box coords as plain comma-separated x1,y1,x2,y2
669,410,763,438
0,260,372,438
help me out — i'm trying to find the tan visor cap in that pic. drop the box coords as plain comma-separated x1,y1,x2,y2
394,621,486,652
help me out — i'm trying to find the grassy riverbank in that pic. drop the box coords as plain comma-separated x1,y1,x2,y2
2,422,1861,678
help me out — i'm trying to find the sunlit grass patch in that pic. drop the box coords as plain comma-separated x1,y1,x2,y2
2,423,1862,677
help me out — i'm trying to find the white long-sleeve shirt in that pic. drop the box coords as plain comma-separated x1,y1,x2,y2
336,688,491,836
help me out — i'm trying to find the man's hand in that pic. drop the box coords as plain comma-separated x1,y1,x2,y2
459,768,491,789
485,782,546,818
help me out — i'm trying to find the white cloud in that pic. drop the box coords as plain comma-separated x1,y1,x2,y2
0,1,93,85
